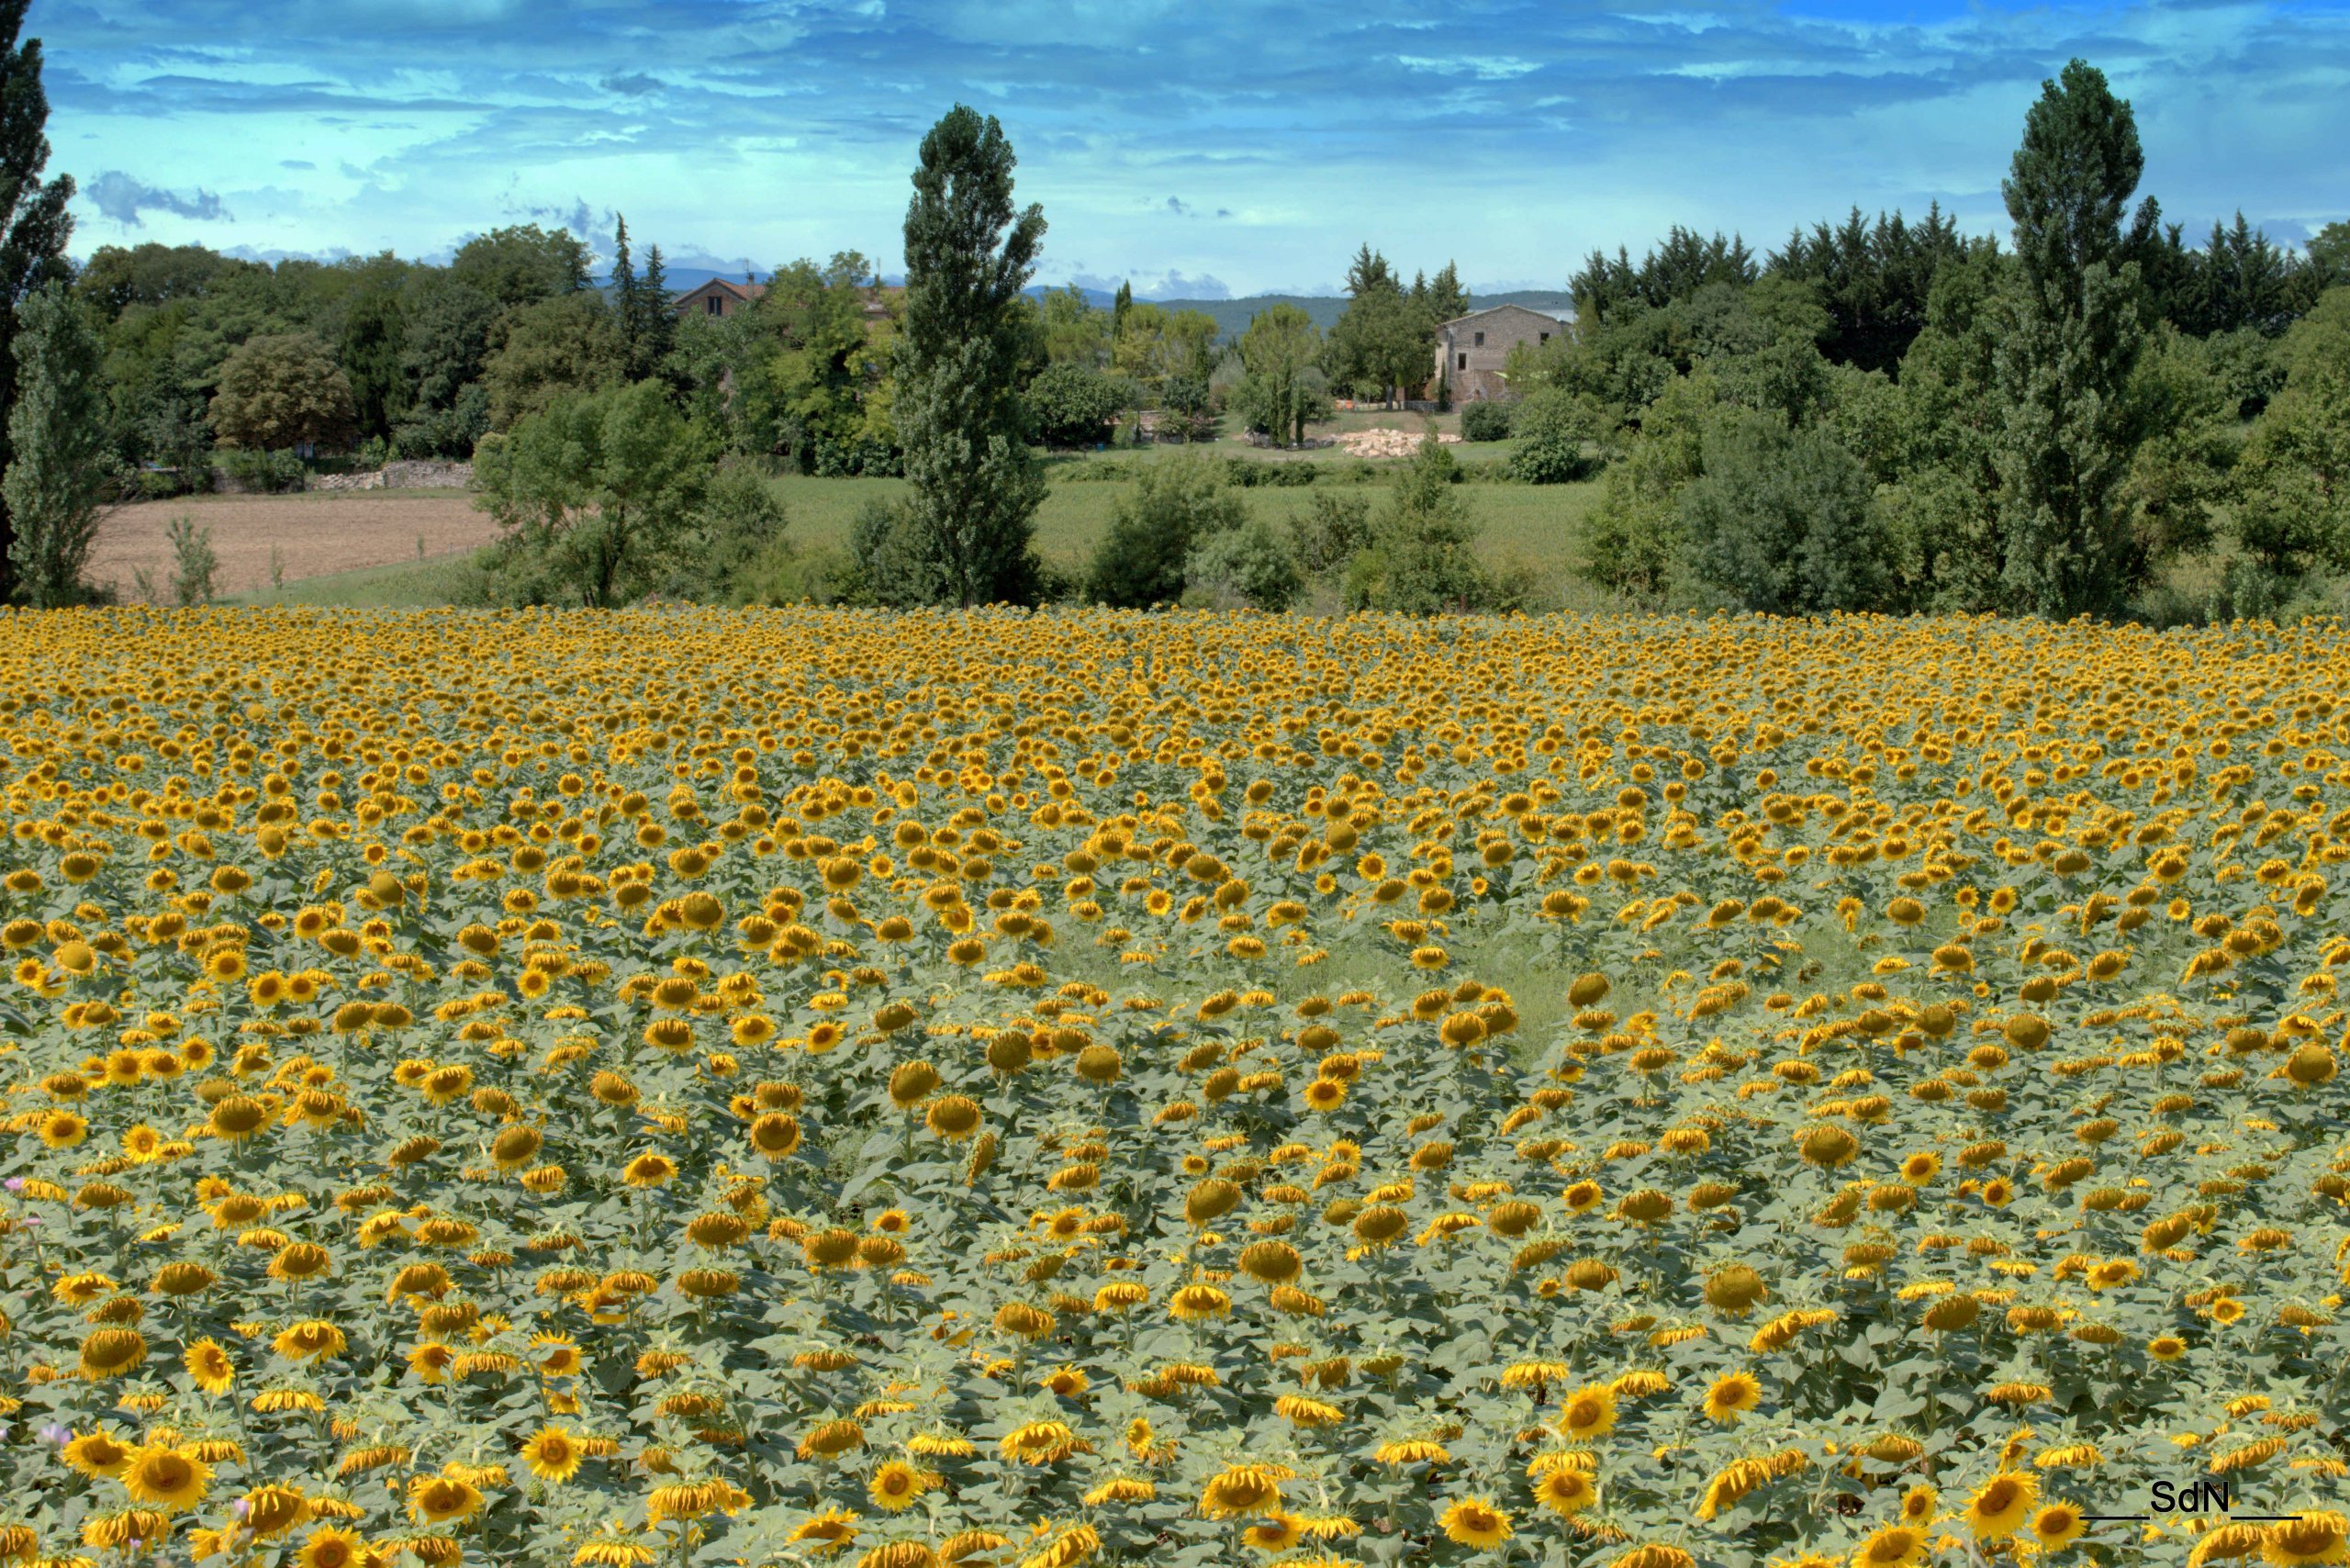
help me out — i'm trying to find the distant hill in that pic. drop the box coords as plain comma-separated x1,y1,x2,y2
1010,290,1576,342
636,272,1576,342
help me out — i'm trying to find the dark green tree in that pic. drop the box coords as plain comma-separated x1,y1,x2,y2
1423,261,1469,326
338,287,409,442
451,224,592,308
638,242,676,378
5,280,109,605
1350,433,1483,613
1677,408,1903,614
1086,454,1244,607
472,379,708,607
0,0,76,604
1232,303,1328,445
882,105,1048,606
482,291,627,431
1993,58,2151,618
207,333,357,453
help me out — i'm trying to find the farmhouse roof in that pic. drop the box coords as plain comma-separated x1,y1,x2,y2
1437,303,1569,330
674,277,767,303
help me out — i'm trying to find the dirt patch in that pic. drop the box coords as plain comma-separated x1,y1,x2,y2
87,491,502,600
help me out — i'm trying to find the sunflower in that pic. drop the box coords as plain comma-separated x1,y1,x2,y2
1240,1515,1304,1552
621,1152,678,1188
273,1321,348,1361
121,1444,212,1510
1850,1525,1927,1568
408,1475,485,1525
2263,1511,2349,1566
62,1428,135,1479
1437,1498,1512,1550
2148,1335,2188,1361
1533,1468,1596,1517
1963,1473,2038,1542
1703,1372,1763,1424
1558,1384,1617,1442
185,1338,235,1395
297,1526,366,1568
520,1426,583,1484
2032,1502,2086,1551
867,1461,930,1512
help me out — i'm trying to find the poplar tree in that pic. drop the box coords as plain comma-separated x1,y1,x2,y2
1992,59,2150,617
0,0,76,603
881,105,1047,606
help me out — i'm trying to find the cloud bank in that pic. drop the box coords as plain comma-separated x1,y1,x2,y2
33,0,2350,297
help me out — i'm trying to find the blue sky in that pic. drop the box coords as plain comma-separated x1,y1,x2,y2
28,0,2350,298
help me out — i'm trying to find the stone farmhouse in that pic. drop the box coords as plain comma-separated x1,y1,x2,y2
669,278,905,322
670,277,767,319
1433,304,1567,403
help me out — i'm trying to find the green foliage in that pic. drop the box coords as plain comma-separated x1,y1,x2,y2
1993,58,2151,618
1677,408,1906,614
1024,362,1122,449
884,106,1047,606
472,379,710,607
1086,454,1246,608
1183,516,1304,610
335,287,408,442
0,0,76,606
1349,434,1483,612
2228,288,2350,583
1457,400,1512,442
448,223,592,308
1508,387,1606,484
163,512,217,604
731,252,897,476
1582,375,1715,600
207,332,358,453
482,291,627,431
3,281,110,605
1231,303,1331,446
218,446,308,494
1287,488,1374,577
1326,254,1433,404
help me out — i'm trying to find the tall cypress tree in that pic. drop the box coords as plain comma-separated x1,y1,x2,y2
1992,58,2150,618
885,105,1046,606
0,0,76,604
609,214,642,378
639,241,675,376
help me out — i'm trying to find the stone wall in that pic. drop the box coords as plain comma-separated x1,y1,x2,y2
309,460,473,492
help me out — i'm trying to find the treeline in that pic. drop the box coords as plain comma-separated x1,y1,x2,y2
1498,62,2349,623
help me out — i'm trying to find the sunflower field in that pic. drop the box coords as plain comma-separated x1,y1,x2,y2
3,606,2348,1568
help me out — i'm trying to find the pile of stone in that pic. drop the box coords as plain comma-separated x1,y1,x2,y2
1337,428,1463,459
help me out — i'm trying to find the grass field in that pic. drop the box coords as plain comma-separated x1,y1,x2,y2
210,460,1602,607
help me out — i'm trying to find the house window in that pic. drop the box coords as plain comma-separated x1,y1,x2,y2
707,296,722,316
1539,332,1550,343
1472,331,1484,347
1457,353,1468,371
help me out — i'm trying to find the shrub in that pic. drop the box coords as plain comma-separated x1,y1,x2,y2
1184,518,1304,610
1676,409,1904,614
1287,490,1374,578
1458,400,1513,442
1087,456,1246,608
1509,387,1606,484
1348,436,1483,613
164,515,218,605
1024,364,1123,449
1223,458,1317,488
219,447,310,495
